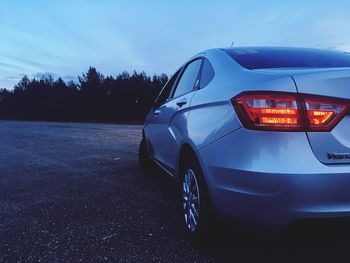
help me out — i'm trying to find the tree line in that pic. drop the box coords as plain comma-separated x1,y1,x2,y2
0,67,168,123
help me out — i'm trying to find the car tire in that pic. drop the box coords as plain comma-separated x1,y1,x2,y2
181,154,215,240
139,137,154,173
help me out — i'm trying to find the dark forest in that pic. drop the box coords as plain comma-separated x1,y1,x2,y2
0,67,168,123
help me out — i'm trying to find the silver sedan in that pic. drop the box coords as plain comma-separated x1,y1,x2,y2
139,47,350,238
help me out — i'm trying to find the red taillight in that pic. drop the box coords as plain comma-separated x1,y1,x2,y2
232,92,349,131
304,97,348,131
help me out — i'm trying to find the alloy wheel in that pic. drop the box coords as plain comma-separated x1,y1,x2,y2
182,169,200,232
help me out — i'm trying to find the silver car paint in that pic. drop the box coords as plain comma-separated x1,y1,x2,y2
143,48,350,228
146,90,197,175
256,67,350,165
293,68,350,165
188,49,299,151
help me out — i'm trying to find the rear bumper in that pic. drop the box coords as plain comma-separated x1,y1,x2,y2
197,128,350,229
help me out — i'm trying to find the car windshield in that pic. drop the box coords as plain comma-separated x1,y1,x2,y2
224,47,350,69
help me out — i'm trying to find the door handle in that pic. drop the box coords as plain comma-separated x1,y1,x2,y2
154,109,161,116
176,98,187,107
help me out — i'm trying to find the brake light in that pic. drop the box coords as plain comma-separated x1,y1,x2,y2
232,92,349,131
304,98,348,131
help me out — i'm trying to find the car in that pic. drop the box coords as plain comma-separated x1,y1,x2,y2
139,47,350,237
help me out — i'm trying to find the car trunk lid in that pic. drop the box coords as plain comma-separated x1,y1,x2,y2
292,68,350,164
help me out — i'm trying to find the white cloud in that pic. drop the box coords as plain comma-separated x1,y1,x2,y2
1,0,350,88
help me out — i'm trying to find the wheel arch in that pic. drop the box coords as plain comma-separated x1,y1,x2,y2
177,142,216,225
177,142,209,189
178,143,196,174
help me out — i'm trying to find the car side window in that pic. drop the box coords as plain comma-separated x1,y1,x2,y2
171,59,202,99
200,59,215,88
155,69,181,107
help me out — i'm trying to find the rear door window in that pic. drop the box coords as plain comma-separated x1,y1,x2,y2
200,59,215,88
171,59,202,99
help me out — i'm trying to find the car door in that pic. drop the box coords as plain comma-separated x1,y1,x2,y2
145,68,181,163
146,59,203,175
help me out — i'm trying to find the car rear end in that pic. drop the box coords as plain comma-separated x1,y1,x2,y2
197,47,350,229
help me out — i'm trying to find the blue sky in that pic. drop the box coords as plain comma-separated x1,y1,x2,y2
1,0,350,89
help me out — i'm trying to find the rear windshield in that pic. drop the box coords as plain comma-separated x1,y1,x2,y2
224,48,350,69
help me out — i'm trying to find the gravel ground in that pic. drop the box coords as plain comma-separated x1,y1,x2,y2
1,120,350,262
